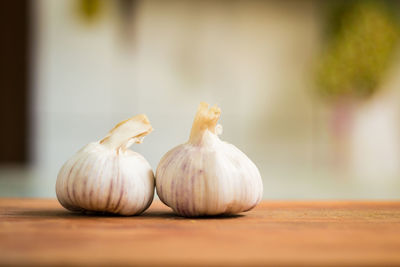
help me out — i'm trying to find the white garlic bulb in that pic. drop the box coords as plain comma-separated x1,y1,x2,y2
156,103,263,217
56,115,154,216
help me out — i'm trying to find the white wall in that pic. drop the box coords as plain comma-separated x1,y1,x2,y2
0,0,391,199
29,0,322,197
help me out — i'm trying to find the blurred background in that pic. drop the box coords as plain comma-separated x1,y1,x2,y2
1,0,400,199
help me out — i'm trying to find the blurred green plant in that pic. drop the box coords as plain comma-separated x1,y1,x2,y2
316,0,400,100
77,0,103,22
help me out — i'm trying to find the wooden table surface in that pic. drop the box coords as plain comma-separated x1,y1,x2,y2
1,199,400,266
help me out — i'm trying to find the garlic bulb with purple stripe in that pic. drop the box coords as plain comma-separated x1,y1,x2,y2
56,115,154,216
156,103,263,217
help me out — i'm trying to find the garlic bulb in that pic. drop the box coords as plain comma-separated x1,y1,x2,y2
156,103,263,217
56,115,154,216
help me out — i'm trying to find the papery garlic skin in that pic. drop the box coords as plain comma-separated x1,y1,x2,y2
56,115,154,216
156,103,263,217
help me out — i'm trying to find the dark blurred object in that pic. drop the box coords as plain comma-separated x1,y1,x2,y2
0,1,30,164
116,0,136,26
316,0,400,100
116,0,137,44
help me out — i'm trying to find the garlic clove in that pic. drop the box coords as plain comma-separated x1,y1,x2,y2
56,115,155,216
156,103,263,217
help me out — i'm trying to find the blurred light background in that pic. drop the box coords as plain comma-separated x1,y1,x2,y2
1,0,400,199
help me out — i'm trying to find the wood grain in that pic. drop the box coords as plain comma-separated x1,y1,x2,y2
0,199,400,266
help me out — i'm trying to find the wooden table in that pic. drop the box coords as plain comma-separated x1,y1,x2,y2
1,199,400,266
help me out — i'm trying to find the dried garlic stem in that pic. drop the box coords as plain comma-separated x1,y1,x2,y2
189,102,221,144
100,114,153,151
